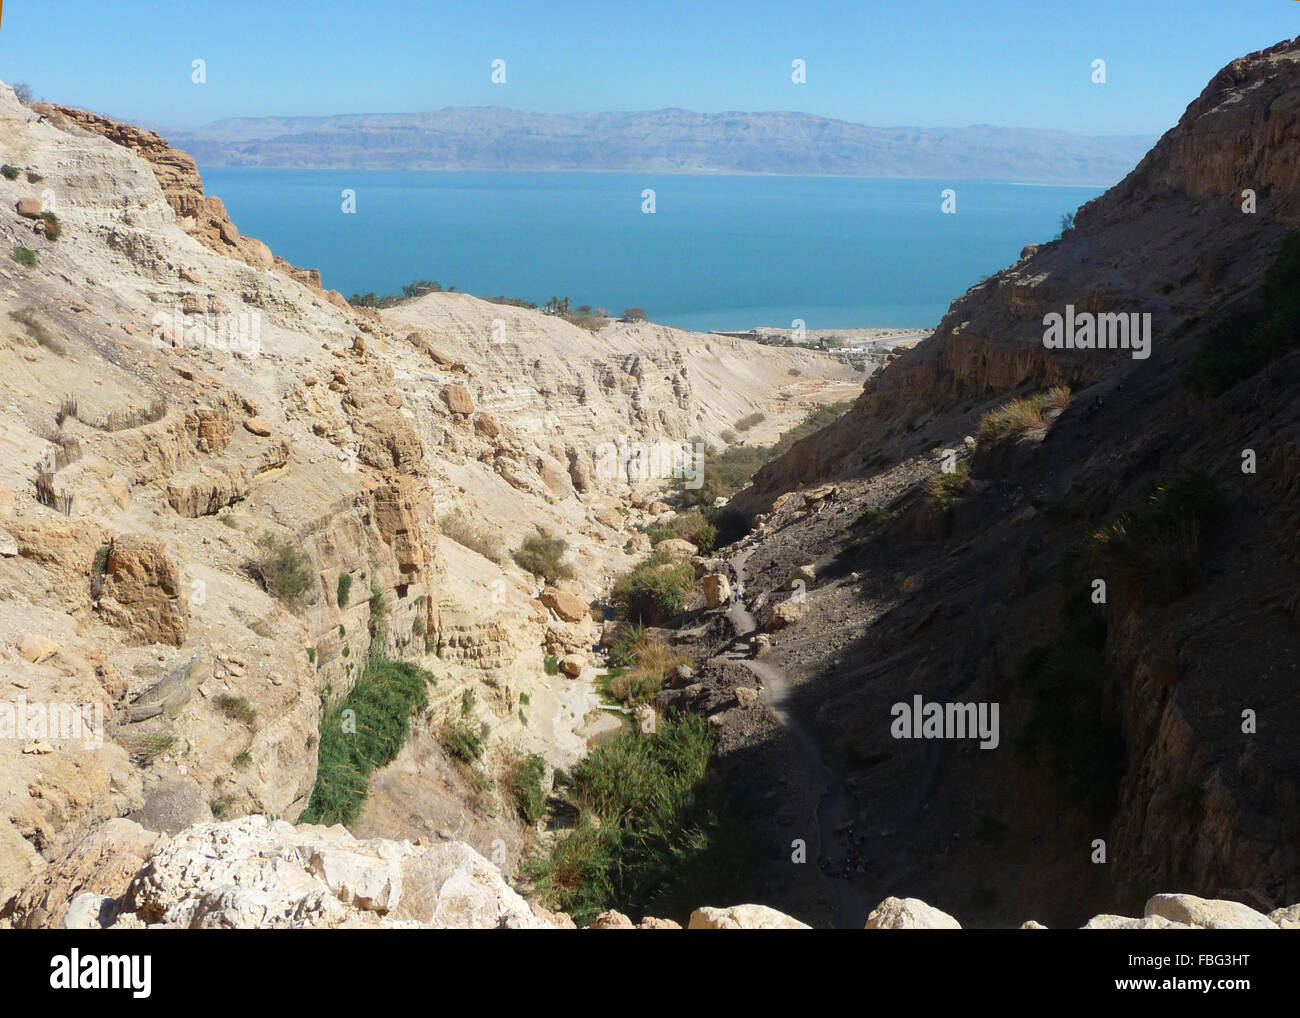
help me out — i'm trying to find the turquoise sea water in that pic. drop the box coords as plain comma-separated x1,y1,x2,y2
200,169,1103,331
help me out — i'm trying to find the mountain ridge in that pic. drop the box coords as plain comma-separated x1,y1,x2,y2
159,106,1156,184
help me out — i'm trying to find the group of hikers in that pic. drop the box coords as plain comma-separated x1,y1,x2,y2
817,822,872,879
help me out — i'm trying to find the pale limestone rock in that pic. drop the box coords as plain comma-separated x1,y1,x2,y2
1144,893,1279,930
540,586,588,622
655,538,698,559
688,904,811,929
560,654,584,677
762,600,805,632
865,896,961,929
1081,914,1195,930
702,572,731,608
99,816,562,929
589,909,636,929
17,633,59,663
1269,904,1300,929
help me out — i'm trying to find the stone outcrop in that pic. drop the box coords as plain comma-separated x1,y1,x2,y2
96,536,188,646
688,904,812,929
36,816,565,929
865,897,962,929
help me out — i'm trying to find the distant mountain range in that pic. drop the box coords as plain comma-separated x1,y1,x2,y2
164,107,1157,184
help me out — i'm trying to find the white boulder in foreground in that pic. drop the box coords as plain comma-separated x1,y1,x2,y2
865,896,962,929
688,904,812,929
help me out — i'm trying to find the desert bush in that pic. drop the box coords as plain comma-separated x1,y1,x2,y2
612,549,695,625
543,653,561,676
512,534,574,584
10,246,35,267
1082,472,1223,602
0,164,19,180
39,211,61,241
337,573,353,608
215,695,257,726
9,308,60,353
444,720,487,763
132,732,175,764
606,633,685,706
506,753,549,824
978,394,1048,444
250,532,316,608
438,510,506,563
926,462,971,510
735,412,766,432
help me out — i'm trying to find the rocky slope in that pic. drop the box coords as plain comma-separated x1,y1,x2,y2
698,36,1300,926
0,81,856,904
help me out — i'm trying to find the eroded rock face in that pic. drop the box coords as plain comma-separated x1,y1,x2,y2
0,819,165,930
97,536,188,646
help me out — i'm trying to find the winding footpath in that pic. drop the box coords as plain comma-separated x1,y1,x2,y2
722,542,871,929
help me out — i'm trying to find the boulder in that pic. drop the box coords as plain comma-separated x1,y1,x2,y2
540,586,589,623
788,564,816,588
702,572,731,608
762,600,805,632
242,417,273,437
560,654,585,677
1143,893,1278,930
688,905,811,929
865,897,962,929
16,197,42,218
655,538,698,559
589,910,636,929
17,633,59,663
0,819,166,930
440,384,474,415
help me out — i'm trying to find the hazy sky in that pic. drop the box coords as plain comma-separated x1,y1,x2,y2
1,1,1296,133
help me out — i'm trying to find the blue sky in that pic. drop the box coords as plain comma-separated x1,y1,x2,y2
1,1,1296,133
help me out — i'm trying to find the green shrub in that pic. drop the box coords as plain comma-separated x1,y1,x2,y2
606,622,647,668
0,164,19,180
512,534,574,584
926,462,971,511
1082,472,1223,603
38,211,60,241
543,654,561,676
508,753,548,824
444,720,487,763
734,412,766,432
612,549,695,625
251,533,315,608
10,246,36,268
525,713,750,926
215,695,257,726
132,732,175,764
337,573,353,608
300,655,433,827
1186,232,1300,395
